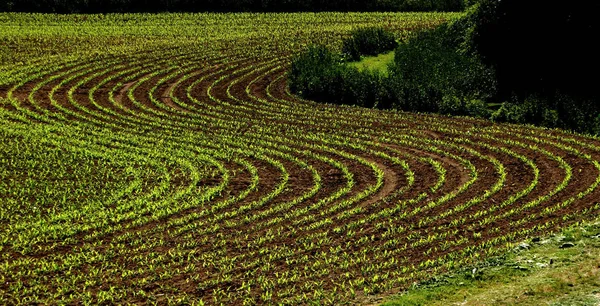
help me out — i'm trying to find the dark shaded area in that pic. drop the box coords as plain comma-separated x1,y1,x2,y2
0,0,465,13
473,0,600,102
472,0,600,133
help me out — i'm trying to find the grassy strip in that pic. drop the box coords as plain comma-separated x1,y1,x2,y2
383,219,600,306
348,51,395,76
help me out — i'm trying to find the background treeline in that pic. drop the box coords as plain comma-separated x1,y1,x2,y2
0,0,465,13
290,0,600,135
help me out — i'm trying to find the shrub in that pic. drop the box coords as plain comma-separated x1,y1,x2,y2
290,14,496,115
490,99,541,126
289,45,344,103
490,95,561,130
342,27,398,62
340,68,388,108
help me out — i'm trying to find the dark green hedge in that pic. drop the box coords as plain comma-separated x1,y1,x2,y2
0,0,466,13
473,0,600,103
386,16,495,116
290,0,600,135
290,22,494,115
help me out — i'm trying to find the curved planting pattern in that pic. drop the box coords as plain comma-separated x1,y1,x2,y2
2,13,600,305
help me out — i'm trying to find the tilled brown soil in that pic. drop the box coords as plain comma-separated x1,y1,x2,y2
2,48,600,305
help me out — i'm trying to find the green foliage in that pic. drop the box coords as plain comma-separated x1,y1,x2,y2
342,27,398,61
289,45,344,103
490,94,600,135
291,17,495,115
292,9,498,116
490,98,558,128
387,16,495,115
289,45,389,108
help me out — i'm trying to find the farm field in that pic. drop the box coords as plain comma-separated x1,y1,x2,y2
2,12,600,305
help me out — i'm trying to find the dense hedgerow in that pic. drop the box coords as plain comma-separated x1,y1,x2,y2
291,0,600,135
289,46,342,103
288,28,396,109
342,28,398,62
290,21,494,115
0,0,466,13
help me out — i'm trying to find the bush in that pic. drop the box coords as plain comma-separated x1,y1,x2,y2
289,45,390,108
489,94,600,133
289,45,343,103
289,13,495,115
341,69,388,108
491,99,542,126
342,27,398,62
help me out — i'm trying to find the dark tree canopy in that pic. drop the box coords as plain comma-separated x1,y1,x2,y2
0,0,465,13
473,0,600,101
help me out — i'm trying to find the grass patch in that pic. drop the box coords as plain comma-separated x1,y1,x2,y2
348,51,395,76
383,221,600,306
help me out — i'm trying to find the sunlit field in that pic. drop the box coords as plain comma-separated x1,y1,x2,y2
2,12,600,305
